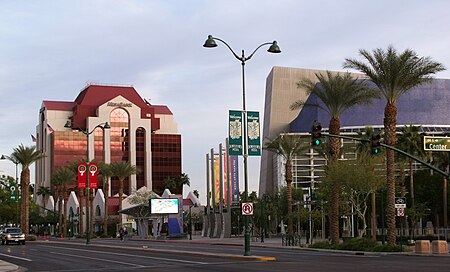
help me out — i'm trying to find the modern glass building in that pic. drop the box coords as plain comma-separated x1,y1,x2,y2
259,66,450,195
35,84,181,231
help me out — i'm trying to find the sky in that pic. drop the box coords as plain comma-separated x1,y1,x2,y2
1,0,450,204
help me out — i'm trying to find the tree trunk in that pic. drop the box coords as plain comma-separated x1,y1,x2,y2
119,179,124,227
104,179,109,236
329,117,341,244
58,193,63,236
79,189,84,237
286,159,293,236
20,168,31,237
371,192,377,241
409,159,415,209
63,186,67,237
384,102,397,246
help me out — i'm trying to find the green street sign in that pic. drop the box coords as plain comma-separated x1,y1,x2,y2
423,136,450,151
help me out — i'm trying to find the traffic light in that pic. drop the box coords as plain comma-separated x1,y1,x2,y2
311,122,322,146
371,132,381,155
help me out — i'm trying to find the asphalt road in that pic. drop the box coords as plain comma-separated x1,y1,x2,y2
1,239,450,271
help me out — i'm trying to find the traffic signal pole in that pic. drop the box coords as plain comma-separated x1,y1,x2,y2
323,133,450,178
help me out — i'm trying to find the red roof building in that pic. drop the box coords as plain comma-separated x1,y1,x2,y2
36,84,182,229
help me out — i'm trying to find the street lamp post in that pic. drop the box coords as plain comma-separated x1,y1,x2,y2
1,155,20,226
64,120,110,244
203,35,281,256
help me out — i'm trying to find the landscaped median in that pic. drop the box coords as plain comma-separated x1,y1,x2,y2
309,237,406,252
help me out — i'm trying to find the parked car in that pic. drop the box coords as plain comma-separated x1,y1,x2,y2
1,227,25,245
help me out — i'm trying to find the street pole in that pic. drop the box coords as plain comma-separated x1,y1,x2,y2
203,35,281,256
85,132,91,244
15,162,19,226
65,120,109,245
189,205,192,240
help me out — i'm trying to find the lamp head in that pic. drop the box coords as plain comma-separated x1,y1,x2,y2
268,41,281,53
103,122,111,129
0,155,6,160
203,35,217,48
64,120,72,129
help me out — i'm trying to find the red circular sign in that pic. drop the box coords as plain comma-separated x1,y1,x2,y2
242,203,253,215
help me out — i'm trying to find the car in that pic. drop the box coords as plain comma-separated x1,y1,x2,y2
1,227,25,245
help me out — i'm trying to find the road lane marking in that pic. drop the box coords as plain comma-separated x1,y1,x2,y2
40,245,208,265
50,251,145,267
0,252,32,261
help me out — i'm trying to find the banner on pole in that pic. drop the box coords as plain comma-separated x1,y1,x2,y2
247,111,261,156
230,155,240,204
77,162,87,189
228,110,243,156
89,162,98,189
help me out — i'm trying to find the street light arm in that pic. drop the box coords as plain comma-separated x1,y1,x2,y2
64,120,110,136
207,36,241,61
245,42,275,62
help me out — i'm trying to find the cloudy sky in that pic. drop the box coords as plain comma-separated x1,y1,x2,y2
1,0,450,203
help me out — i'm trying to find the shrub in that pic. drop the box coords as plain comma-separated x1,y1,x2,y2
27,234,37,241
371,244,404,252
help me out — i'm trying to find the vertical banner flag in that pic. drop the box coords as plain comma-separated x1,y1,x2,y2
77,162,87,189
247,111,261,156
214,155,220,204
229,110,243,156
89,162,98,189
231,155,240,204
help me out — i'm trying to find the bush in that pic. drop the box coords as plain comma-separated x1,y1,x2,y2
310,238,405,252
27,234,37,241
371,244,404,252
310,241,335,249
340,237,377,251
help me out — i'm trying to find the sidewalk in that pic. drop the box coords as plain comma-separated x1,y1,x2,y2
0,261,19,272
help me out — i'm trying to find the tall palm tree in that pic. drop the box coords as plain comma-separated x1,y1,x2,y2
109,161,138,226
51,166,74,237
292,71,378,244
344,46,445,245
265,134,309,236
397,125,423,210
8,144,45,236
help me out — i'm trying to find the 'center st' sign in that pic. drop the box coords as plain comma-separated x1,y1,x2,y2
423,136,450,151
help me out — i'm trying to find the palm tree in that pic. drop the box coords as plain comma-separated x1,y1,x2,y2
265,134,309,236
109,160,138,226
193,190,200,199
36,186,51,208
430,151,449,227
176,173,190,196
397,125,423,210
8,144,45,236
162,173,190,195
98,162,113,236
292,71,378,244
51,166,74,237
344,46,445,245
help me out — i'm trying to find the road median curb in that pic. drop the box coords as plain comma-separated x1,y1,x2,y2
33,240,277,262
